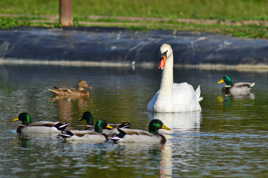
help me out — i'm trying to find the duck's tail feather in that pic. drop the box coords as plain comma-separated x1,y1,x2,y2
250,83,255,88
54,122,69,131
118,122,131,129
48,89,60,95
59,130,74,138
195,85,203,102
111,128,126,143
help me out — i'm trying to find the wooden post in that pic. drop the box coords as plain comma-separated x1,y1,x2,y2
59,0,73,26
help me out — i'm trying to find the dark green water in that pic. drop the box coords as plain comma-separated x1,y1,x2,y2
1,65,268,177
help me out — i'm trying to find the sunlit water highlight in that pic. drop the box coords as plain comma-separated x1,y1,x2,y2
1,65,268,177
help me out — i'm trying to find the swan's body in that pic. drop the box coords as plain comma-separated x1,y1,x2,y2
147,44,202,113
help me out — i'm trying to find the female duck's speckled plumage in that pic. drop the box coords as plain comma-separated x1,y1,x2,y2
217,75,255,96
147,43,202,113
48,80,92,97
111,119,171,144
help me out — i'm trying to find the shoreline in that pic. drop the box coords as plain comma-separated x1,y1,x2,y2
1,58,268,72
0,27,268,72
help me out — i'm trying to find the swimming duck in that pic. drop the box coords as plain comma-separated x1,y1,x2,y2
217,75,255,96
78,111,95,129
48,80,92,97
79,111,131,133
11,112,69,137
59,120,113,143
111,119,171,144
147,43,202,112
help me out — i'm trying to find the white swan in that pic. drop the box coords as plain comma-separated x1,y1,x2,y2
147,43,203,112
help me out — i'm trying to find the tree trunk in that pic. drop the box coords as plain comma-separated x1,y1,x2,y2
59,0,73,26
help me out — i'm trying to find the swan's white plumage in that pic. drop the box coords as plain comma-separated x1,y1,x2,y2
147,43,202,113
147,82,202,112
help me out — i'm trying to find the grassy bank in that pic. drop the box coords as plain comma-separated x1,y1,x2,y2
0,0,268,38
1,0,268,21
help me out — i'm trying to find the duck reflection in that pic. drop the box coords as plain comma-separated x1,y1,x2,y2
51,96,91,122
148,112,201,178
216,95,233,108
216,93,255,109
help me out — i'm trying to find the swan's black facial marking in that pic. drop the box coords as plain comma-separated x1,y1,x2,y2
161,50,168,57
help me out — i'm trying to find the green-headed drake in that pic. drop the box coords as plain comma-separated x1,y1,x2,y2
48,80,92,97
111,119,171,144
217,75,255,96
78,111,95,129
59,120,113,143
11,112,69,137
79,111,131,135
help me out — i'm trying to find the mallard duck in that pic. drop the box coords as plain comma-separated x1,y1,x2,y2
48,80,92,97
79,111,131,133
111,119,171,144
59,120,113,143
11,112,69,137
217,75,255,96
147,43,203,112
78,111,94,129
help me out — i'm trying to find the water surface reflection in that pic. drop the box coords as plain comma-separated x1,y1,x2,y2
148,111,201,177
1,65,268,177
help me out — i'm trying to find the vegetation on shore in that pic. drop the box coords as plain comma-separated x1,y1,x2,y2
0,0,268,39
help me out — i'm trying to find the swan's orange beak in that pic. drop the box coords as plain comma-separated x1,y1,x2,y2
159,55,167,70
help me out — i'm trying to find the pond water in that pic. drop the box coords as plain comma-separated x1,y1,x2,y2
1,65,268,177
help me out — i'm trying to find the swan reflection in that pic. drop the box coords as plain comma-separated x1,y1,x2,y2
148,111,201,131
160,135,172,178
148,112,201,177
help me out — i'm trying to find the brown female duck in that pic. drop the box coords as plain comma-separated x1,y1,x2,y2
49,80,92,97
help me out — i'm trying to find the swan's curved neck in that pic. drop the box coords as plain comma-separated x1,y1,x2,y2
160,54,173,95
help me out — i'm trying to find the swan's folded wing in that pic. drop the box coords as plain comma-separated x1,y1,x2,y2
173,82,197,103
195,85,203,102
171,82,202,111
147,90,159,111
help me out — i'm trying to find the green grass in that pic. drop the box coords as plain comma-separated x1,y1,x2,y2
0,17,60,29
1,0,268,21
1,0,268,39
1,16,268,39
74,18,268,38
